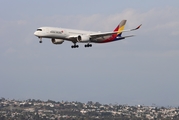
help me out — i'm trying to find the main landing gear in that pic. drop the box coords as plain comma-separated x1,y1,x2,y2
71,43,93,48
84,44,92,47
71,45,79,48
71,42,79,48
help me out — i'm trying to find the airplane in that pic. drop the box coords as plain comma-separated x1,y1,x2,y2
34,20,141,48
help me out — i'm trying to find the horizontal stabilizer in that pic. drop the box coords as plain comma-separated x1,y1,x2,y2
115,35,135,40
123,35,135,38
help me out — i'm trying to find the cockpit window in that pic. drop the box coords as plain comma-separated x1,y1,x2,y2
37,29,42,31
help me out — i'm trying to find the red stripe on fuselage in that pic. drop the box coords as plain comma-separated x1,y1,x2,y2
100,34,117,43
100,25,121,43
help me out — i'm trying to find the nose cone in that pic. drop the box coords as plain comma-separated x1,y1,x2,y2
34,31,38,36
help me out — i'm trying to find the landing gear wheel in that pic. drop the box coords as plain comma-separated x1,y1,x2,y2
39,37,42,43
71,45,79,48
85,44,92,48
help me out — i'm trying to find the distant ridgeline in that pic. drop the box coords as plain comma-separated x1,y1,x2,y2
0,98,179,120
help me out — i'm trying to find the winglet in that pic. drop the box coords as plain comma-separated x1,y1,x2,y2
131,24,142,31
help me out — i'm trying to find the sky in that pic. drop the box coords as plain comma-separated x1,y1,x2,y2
0,0,179,106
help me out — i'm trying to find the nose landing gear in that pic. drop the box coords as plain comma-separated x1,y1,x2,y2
39,37,42,43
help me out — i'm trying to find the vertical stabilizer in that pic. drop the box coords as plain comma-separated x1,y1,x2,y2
114,20,127,37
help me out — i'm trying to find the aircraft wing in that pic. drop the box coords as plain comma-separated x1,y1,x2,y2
67,24,141,42
122,24,142,32
90,32,117,38
90,24,142,38
67,32,117,39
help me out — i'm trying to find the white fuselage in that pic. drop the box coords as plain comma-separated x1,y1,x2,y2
34,27,112,43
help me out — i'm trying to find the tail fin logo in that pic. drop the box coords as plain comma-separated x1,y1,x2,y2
116,20,126,37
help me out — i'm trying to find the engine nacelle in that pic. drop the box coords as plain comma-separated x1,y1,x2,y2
77,35,91,42
51,38,64,44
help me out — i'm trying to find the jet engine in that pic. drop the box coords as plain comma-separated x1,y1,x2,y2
51,38,64,44
77,35,91,42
